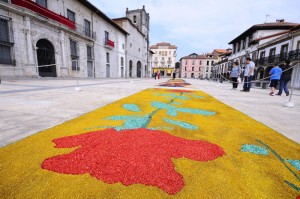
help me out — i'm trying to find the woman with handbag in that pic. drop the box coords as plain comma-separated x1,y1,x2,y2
230,61,241,90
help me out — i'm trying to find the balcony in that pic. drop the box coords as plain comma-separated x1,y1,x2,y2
104,39,114,49
255,51,300,66
11,0,75,29
75,23,96,40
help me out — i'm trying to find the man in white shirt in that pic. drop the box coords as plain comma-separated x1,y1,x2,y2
241,57,255,92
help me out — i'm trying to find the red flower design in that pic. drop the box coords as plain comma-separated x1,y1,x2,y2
42,128,225,194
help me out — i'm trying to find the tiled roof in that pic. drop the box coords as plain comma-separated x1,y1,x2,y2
150,42,177,49
228,21,299,44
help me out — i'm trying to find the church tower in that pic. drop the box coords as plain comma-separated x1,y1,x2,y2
126,5,150,41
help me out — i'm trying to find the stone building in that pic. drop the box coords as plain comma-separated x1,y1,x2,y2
150,42,177,77
0,0,150,79
113,6,149,78
179,53,206,79
215,20,300,88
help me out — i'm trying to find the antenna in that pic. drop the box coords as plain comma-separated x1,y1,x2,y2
265,14,270,23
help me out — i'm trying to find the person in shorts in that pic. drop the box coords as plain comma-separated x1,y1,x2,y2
269,64,282,96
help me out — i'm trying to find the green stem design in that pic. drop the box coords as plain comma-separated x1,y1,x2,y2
256,139,300,190
142,93,184,128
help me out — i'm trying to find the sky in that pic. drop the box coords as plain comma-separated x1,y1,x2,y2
89,0,300,61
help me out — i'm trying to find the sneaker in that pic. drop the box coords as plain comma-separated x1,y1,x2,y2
286,92,289,96
276,93,281,96
269,92,274,96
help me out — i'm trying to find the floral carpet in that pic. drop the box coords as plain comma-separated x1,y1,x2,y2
158,79,191,87
0,88,299,199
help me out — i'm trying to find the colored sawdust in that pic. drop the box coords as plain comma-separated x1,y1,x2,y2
0,88,299,199
159,79,191,87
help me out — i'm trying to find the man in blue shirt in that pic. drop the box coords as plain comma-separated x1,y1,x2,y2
269,64,282,96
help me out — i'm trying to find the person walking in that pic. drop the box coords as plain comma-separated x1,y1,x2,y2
230,61,241,90
269,64,282,96
241,57,255,92
277,60,293,96
157,70,161,79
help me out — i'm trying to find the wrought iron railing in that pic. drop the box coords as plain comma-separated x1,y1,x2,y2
75,23,96,40
254,51,300,66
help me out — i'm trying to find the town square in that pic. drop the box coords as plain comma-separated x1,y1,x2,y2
0,0,300,198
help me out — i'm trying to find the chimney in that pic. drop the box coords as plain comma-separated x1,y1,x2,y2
280,19,285,22
143,5,145,9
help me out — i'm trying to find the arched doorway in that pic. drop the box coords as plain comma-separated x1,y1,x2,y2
36,39,56,77
137,61,141,78
129,60,133,77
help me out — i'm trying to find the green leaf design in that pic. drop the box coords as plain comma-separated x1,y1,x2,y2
241,144,269,155
286,160,300,171
163,118,198,130
123,104,141,112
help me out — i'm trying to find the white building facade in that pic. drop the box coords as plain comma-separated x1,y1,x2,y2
0,0,149,79
150,42,177,77
215,20,300,88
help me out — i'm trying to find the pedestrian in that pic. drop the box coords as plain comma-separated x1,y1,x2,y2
277,60,293,96
154,72,157,79
230,61,241,90
241,57,255,92
157,70,160,79
269,63,282,96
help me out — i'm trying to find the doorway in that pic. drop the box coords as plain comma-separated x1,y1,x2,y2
36,39,56,77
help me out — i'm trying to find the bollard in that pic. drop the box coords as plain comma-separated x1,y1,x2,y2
283,63,299,107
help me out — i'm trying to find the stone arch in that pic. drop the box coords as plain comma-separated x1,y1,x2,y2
137,61,142,78
36,39,57,77
129,60,133,77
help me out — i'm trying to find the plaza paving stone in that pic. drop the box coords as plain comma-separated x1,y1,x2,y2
0,78,299,147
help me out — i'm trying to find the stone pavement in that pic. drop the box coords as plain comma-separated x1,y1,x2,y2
0,78,299,147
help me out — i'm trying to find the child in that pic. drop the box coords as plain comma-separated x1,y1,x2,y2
269,64,282,96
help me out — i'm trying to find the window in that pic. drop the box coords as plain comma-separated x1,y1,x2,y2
130,43,132,48
252,52,257,60
269,48,276,57
0,16,13,64
297,41,300,49
192,60,194,65
199,67,201,71
233,44,236,53
242,39,246,49
169,51,171,55
106,52,110,63
84,19,91,37
207,61,209,66
280,44,288,56
70,39,79,70
138,48,141,52
1,0,9,3
87,46,93,60
185,67,187,71
122,43,125,49
211,61,214,65
237,42,241,51
67,9,75,22
36,0,47,8
192,67,194,71
260,51,265,58
105,31,109,43
133,15,137,23
200,61,202,65
121,57,124,66
185,60,187,65
248,35,253,46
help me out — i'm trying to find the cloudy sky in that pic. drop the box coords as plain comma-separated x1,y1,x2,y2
89,0,300,60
